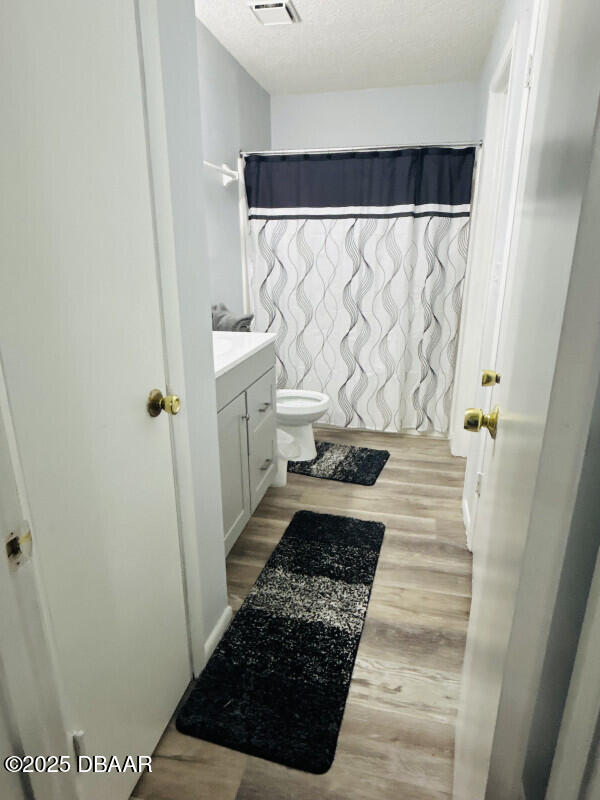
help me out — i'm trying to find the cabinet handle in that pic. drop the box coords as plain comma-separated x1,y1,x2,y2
258,402,272,413
241,414,250,421
259,458,272,471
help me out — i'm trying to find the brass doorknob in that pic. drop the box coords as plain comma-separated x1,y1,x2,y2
464,406,499,439
147,389,181,417
482,369,501,386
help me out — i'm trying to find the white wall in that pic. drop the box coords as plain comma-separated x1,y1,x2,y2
196,22,270,312
271,81,482,150
523,349,600,798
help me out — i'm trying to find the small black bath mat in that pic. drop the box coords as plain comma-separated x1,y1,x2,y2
287,440,390,486
176,510,385,774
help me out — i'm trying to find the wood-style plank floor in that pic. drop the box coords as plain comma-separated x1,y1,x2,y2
133,428,471,800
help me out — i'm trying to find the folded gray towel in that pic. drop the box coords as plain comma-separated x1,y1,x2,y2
211,303,254,332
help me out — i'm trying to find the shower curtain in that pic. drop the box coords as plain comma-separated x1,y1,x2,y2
244,147,475,434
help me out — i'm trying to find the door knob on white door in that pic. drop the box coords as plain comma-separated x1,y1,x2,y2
147,389,181,417
464,406,500,439
481,369,501,386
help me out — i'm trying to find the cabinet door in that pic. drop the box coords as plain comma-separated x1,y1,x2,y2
247,369,277,511
217,394,251,554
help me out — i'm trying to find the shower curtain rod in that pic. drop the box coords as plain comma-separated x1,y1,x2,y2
240,139,482,158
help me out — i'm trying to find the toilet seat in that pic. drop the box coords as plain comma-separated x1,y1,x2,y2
276,389,330,426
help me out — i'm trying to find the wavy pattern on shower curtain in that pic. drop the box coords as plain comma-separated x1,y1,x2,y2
248,215,470,433
244,147,475,434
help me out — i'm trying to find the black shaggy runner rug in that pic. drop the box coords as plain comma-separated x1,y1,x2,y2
287,440,390,486
176,510,385,774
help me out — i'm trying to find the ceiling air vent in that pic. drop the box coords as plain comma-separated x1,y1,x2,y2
249,1,300,26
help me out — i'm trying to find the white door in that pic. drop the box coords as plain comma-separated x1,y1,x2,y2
461,37,517,551
218,395,251,554
459,13,542,553
454,0,600,797
0,2,191,799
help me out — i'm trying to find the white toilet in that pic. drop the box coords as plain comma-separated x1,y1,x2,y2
272,389,331,487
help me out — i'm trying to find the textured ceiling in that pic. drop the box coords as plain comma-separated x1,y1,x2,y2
194,0,504,95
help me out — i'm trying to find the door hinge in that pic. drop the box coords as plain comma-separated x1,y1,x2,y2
5,523,32,571
475,471,484,497
525,52,534,89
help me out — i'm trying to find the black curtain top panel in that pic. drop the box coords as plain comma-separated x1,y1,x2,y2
244,146,476,215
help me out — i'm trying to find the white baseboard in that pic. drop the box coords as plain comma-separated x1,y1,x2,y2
450,429,469,458
462,497,471,530
462,497,474,552
224,517,247,556
203,605,232,663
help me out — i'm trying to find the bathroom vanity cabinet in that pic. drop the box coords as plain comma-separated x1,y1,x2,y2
213,333,277,554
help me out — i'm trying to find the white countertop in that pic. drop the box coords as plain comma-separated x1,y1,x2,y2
212,331,276,378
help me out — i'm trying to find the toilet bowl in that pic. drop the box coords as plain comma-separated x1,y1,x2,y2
272,389,330,487
272,428,301,488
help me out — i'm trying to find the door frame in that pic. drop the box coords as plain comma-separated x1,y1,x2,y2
136,0,208,677
0,358,78,800
454,0,600,794
547,524,600,798
484,93,600,797
137,0,231,670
